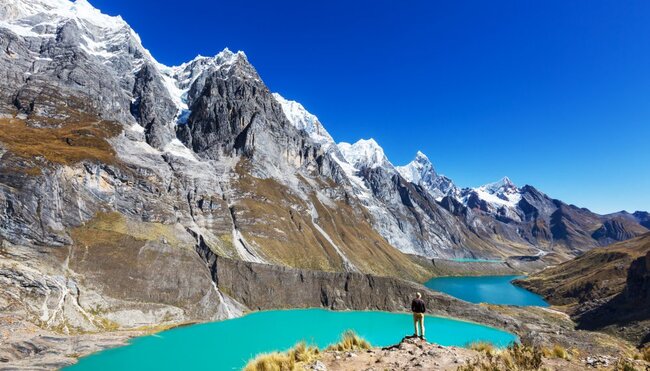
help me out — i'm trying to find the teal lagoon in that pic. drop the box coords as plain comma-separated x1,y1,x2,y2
425,275,548,306
65,309,516,371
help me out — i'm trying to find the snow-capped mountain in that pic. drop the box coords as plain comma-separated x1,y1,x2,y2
396,151,459,201
393,149,648,256
1,0,648,324
458,176,523,220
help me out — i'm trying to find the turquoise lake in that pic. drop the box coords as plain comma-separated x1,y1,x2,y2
425,275,548,306
66,309,516,371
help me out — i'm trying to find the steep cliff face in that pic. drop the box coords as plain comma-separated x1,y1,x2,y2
211,256,517,332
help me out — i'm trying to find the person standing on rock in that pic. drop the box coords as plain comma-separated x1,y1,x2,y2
411,292,426,340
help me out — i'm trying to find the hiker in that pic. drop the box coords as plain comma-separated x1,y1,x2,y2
411,292,426,340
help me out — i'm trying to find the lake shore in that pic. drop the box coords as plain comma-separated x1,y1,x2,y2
0,256,638,369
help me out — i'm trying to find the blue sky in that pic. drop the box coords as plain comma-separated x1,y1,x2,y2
93,0,650,214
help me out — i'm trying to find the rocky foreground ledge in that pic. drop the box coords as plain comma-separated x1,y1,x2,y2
306,337,649,371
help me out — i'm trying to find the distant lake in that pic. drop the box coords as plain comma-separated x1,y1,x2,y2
425,275,548,306
449,258,504,263
65,309,516,371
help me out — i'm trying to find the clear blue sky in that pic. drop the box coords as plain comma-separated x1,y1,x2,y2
92,0,650,214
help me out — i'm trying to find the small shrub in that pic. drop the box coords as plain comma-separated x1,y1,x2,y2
642,346,650,362
508,343,543,370
326,330,371,352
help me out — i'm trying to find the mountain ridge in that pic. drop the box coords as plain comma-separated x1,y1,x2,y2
0,0,647,341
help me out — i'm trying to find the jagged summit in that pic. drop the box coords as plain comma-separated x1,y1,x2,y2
415,150,428,161
396,150,436,183
396,150,458,201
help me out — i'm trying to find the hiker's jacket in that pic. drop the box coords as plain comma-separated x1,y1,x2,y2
411,298,426,313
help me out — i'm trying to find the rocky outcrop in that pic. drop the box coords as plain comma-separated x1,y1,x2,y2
316,336,649,371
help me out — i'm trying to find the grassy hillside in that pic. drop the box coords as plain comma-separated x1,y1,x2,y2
516,233,650,345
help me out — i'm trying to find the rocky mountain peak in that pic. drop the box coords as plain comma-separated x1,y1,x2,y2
481,176,517,194
414,150,429,162
168,48,248,90
396,151,459,202
396,151,436,183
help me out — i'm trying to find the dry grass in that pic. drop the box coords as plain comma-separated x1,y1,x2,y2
243,342,320,371
309,195,432,281
458,342,543,371
615,358,642,371
243,331,370,371
326,330,371,352
76,212,191,249
0,117,122,172
469,341,495,355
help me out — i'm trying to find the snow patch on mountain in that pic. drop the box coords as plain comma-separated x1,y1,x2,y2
0,0,128,31
337,139,391,170
272,93,334,146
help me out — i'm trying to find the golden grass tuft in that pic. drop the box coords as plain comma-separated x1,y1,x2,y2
640,346,650,362
244,331,371,371
469,341,495,355
459,342,543,371
243,342,320,371
542,344,570,359
326,330,371,352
